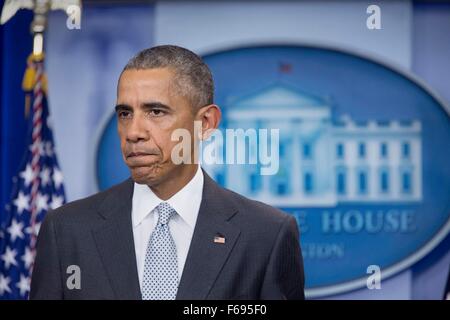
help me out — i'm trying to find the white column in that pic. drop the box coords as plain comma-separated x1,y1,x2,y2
292,127,302,195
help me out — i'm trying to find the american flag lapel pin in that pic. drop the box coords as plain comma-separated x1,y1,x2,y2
214,233,226,244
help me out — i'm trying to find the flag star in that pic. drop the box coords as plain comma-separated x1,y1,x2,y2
36,192,49,213
50,195,64,210
16,274,30,297
45,141,54,157
29,141,45,156
39,142,45,156
7,219,24,242
1,247,18,269
20,164,35,187
47,116,53,129
0,274,12,295
53,167,64,188
25,222,41,237
13,191,30,215
40,167,51,186
21,248,35,270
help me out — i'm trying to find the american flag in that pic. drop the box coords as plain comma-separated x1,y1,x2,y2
0,54,66,300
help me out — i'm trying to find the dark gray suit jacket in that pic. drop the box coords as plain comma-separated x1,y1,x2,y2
30,172,305,300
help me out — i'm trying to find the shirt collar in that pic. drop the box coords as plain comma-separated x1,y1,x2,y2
132,165,204,229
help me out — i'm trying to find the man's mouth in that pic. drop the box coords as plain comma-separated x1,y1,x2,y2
127,152,152,158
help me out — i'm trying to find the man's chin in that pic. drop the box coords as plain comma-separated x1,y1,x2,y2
129,166,162,186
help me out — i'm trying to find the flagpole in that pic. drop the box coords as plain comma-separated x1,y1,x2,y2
30,0,49,56
26,2,49,250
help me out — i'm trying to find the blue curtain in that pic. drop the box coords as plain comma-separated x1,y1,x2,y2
0,2,33,225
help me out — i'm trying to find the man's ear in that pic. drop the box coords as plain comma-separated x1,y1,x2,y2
195,104,221,140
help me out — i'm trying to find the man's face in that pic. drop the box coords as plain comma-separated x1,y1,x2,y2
116,68,197,186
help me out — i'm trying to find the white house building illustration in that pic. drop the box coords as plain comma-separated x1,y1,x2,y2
202,83,422,207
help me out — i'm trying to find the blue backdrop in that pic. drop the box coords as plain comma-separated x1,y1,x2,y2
0,3,32,228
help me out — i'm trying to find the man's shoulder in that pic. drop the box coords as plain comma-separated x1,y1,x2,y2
218,184,292,226
48,178,133,223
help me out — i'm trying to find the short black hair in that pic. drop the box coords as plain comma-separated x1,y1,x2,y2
122,45,214,110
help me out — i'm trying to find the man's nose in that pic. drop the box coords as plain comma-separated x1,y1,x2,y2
126,116,150,143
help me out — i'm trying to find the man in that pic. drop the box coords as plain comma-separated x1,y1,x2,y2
30,45,305,300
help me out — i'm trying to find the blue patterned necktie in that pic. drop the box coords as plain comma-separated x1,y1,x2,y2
141,202,179,300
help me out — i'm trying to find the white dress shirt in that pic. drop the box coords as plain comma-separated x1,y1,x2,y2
131,165,204,289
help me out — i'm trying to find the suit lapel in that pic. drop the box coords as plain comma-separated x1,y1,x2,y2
92,178,141,300
176,172,241,300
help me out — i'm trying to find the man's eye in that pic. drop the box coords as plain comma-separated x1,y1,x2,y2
149,109,165,116
118,111,131,118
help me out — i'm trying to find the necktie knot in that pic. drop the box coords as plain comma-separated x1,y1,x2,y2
156,202,176,226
